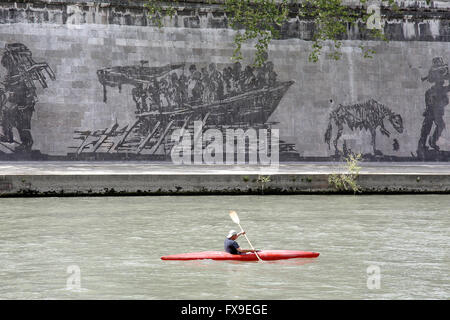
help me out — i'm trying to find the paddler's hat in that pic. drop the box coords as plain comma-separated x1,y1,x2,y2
227,230,238,239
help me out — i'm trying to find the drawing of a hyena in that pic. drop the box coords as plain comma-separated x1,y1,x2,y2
324,99,404,156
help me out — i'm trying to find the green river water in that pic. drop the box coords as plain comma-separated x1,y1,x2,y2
0,195,448,299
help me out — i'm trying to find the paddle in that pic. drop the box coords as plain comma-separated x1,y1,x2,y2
229,210,263,262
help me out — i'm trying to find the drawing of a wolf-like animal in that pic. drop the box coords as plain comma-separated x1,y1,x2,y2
324,99,404,156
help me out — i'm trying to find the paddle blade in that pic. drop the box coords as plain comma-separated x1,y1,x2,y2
229,210,240,224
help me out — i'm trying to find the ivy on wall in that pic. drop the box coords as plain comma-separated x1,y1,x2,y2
146,0,398,66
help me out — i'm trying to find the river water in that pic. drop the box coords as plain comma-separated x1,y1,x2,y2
0,195,448,299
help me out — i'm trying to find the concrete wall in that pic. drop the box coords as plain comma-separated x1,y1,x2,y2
3,173,450,195
0,0,450,162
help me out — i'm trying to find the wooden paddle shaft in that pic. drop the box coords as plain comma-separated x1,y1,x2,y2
238,223,262,261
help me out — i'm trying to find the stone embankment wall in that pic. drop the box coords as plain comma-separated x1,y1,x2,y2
0,0,449,162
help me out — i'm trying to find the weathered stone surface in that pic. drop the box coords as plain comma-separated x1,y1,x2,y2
0,1,449,163
1,1,450,41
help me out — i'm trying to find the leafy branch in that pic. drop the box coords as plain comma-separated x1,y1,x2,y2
145,0,177,28
328,153,362,194
225,0,289,66
146,0,399,66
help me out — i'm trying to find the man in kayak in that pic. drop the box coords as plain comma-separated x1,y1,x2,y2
224,230,259,255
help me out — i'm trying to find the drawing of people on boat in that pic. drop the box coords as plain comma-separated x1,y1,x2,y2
70,60,297,160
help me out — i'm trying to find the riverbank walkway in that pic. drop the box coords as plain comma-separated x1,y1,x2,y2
1,162,450,195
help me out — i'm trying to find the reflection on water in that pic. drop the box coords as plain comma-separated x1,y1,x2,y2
0,195,448,299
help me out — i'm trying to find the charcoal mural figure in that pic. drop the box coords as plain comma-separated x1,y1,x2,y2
324,99,404,157
71,60,298,160
416,57,450,158
0,43,55,153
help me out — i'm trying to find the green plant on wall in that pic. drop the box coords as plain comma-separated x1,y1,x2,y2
257,175,271,194
146,0,397,66
328,153,362,193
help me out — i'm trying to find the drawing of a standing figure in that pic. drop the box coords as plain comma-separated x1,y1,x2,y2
0,43,55,152
417,57,450,157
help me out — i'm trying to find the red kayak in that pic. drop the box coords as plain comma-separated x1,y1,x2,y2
161,250,320,261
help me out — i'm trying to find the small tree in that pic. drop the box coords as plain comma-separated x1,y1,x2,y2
257,175,271,194
328,153,362,194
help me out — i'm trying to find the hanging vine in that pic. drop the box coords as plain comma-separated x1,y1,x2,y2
146,0,398,66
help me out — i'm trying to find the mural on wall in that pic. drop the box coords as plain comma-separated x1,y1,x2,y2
68,60,299,160
0,43,55,154
324,99,404,159
0,41,449,163
415,57,450,160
